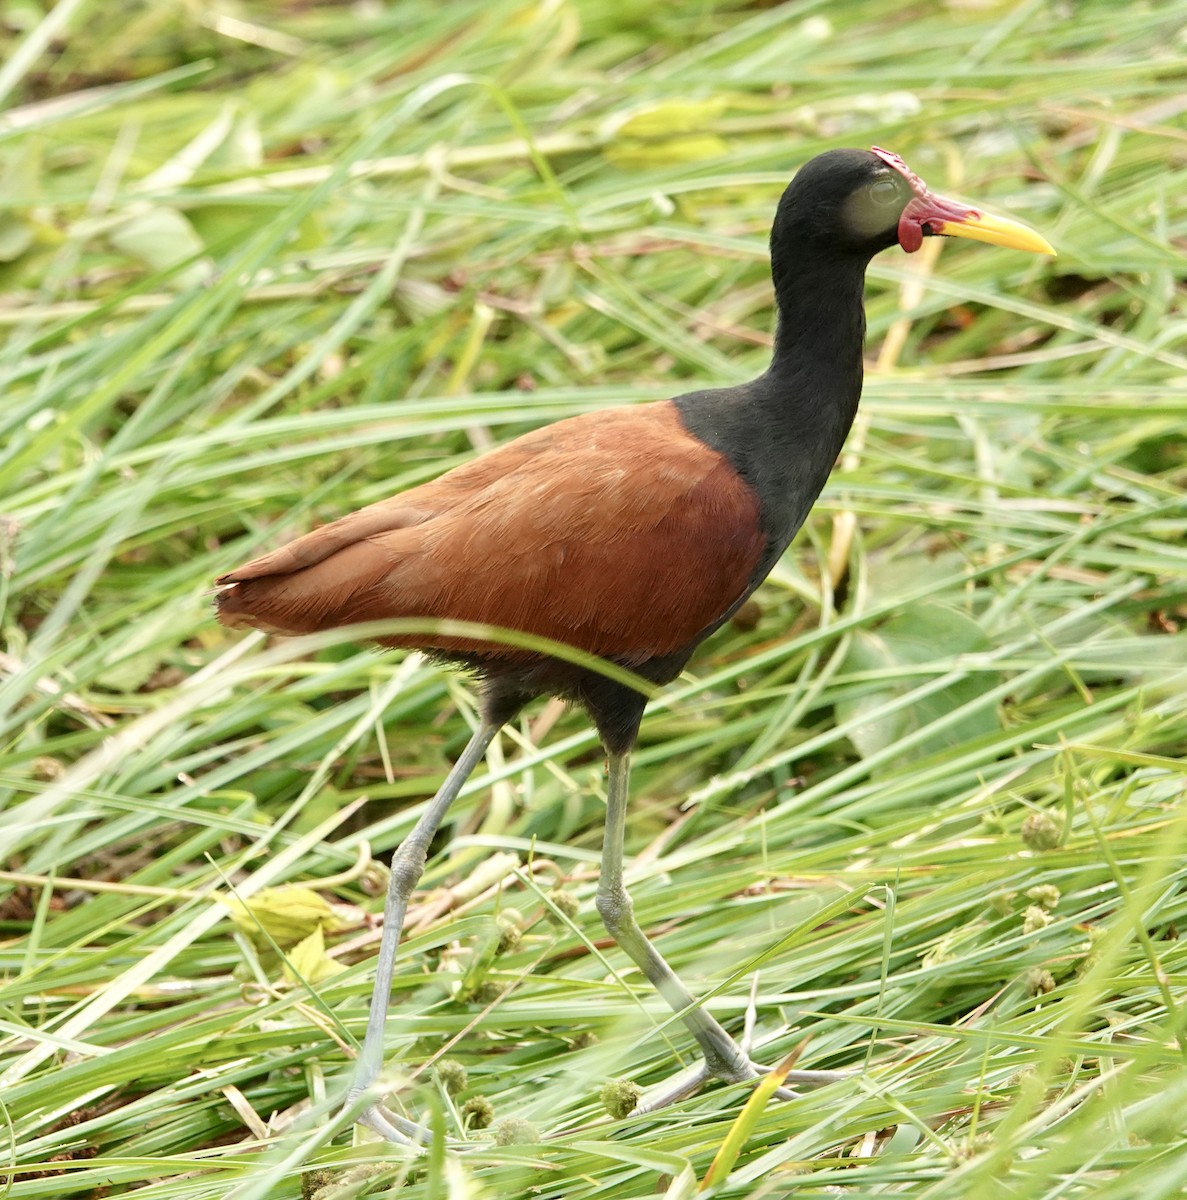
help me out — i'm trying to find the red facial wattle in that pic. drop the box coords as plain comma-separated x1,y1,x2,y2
869,145,1055,257
897,194,981,253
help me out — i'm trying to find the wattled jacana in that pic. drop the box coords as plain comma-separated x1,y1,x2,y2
216,147,1053,1140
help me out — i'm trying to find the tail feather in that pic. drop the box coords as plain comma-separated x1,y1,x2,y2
214,539,399,636
217,499,430,587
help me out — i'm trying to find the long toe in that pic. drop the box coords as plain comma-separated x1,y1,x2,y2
631,1044,760,1115
780,1065,855,1086
630,1052,847,1116
631,1061,716,1115
355,1102,431,1147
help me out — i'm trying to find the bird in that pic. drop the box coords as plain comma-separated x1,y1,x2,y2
215,146,1053,1141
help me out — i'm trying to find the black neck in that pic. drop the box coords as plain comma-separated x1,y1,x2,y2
739,247,869,505
768,250,868,391
674,245,871,567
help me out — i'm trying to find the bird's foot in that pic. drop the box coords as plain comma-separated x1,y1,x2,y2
630,1031,778,1115
630,1053,850,1115
630,976,852,1115
631,1058,734,1114
347,1088,432,1147
628,974,854,1113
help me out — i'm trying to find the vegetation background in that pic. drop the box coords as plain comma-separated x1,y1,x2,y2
1,0,1185,1196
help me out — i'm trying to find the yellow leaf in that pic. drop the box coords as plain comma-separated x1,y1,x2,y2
221,886,338,947
284,925,346,985
699,1044,807,1191
602,98,731,168
606,135,729,168
613,98,729,139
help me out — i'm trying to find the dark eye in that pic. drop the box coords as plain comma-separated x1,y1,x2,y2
869,178,899,206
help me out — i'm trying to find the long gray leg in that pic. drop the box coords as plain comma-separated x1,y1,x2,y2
346,722,500,1140
594,752,851,1112
595,751,755,1086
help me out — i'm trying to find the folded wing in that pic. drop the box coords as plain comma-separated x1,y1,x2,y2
216,402,765,664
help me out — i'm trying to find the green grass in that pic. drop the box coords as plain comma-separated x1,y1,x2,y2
1,0,1185,1196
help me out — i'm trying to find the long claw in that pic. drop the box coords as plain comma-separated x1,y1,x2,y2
774,1066,855,1086
356,1102,429,1146
629,1049,852,1116
740,973,760,1056
631,1060,718,1114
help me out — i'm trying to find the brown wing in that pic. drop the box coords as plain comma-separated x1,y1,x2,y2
216,402,764,663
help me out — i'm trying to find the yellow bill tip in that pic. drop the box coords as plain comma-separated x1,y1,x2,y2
936,209,1055,256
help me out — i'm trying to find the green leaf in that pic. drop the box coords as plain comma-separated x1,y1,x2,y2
836,600,999,761
205,110,263,171
663,1166,698,1200
108,206,209,286
0,212,34,261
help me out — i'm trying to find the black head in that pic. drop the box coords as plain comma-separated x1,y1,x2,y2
772,148,920,262
772,146,1055,266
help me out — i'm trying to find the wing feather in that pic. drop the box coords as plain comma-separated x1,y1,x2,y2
216,403,764,662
